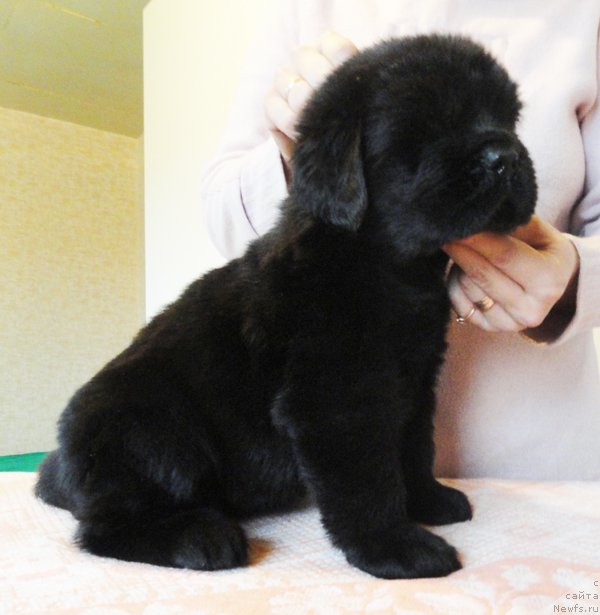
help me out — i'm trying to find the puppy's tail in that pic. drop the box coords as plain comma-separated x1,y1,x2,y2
35,450,73,511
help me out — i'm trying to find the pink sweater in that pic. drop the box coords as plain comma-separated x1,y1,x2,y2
201,0,600,479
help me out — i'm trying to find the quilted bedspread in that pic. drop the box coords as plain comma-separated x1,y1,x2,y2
1,473,599,614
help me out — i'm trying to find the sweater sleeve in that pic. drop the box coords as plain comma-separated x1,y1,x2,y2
200,0,299,259
556,26,600,343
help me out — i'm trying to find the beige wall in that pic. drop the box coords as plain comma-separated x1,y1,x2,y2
0,106,144,455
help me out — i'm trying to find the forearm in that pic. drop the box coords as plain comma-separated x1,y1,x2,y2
202,138,288,258
200,0,298,258
536,233,600,344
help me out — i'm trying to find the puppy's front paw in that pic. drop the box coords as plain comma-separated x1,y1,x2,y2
344,524,461,579
407,481,472,526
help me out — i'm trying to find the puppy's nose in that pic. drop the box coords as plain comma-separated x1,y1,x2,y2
479,144,519,177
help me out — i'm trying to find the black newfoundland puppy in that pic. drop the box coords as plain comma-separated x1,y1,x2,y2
36,35,536,579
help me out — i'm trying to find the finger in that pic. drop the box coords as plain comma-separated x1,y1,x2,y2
451,216,563,280
455,268,524,331
288,78,313,113
447,266,494,330
270,129,295,163
447,233,541,290
512,216,580,292
265,89,297,140
319,31,358,66
274,67,313,113
293,45,335,89
445,243,540,327
274,66,299,98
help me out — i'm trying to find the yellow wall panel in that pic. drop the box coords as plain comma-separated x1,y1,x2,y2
0,106,143,454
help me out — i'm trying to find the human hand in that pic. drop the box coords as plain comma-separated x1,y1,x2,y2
265,31,357,180
444,216,580,339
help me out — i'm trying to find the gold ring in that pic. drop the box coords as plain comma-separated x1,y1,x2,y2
456,306,476,325
285,75,302,100
474,296,495,312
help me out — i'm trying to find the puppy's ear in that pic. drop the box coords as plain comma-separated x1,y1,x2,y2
290,79,367,231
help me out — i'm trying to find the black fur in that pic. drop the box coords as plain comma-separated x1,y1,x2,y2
36,35,536,579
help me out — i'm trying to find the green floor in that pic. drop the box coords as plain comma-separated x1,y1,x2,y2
0,452,47,472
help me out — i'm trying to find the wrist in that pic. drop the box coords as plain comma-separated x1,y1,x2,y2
522,241,580,344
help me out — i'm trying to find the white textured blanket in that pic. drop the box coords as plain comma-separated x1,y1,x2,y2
1,473,599,614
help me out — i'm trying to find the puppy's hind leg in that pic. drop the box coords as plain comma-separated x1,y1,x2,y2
73,422,249,570
35,451,73,510
77,507,248,570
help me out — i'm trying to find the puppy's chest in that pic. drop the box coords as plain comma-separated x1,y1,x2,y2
379,277,450,344
246,253,450,360
318,267,450,351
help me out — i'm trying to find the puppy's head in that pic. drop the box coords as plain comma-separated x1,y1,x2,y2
291,35,537,256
